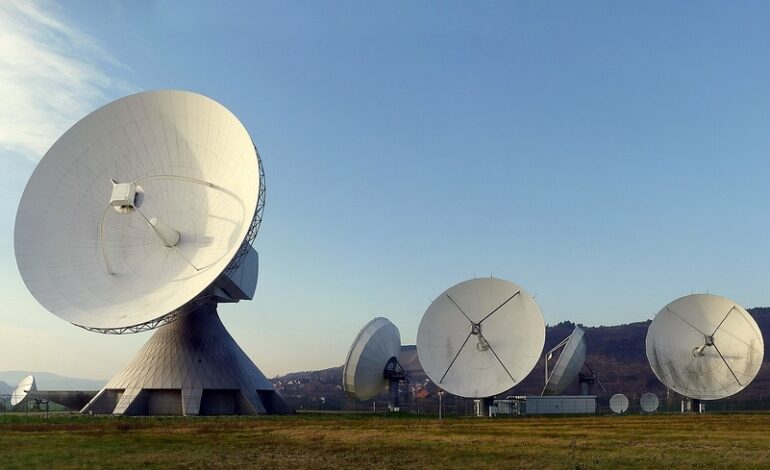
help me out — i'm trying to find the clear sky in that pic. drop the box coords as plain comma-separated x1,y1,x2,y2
1,1,770,380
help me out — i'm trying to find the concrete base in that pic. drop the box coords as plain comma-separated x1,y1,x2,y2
82,303,291,415
474,397,495,417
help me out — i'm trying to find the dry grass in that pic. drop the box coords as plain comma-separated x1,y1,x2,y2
2,413,770,469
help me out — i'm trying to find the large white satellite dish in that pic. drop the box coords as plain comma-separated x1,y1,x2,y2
10,375,37,406
609,393,629,414
416,278,546,401
542,325,586,396
646,294,764,401
15,90,262,333
343,317,407,410
14,90,288,415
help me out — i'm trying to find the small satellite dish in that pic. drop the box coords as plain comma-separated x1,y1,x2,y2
11,375,37,406
343,317,407,409
542,325,586,395
609,393,629,414
640,392,659,413
646,294,764,400
416,278,545,400
15,90,287,415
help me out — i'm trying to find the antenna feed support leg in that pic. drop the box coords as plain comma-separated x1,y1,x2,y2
149,217,181,247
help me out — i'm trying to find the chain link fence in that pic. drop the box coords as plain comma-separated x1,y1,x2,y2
4,392,770,424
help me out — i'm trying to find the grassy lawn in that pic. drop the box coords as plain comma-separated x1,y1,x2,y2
2,412,770,469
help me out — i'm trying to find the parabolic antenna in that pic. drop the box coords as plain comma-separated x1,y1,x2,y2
416,278,546,399
609,393,629,414
10,375,37,406
343,317,407,410
343,317,402,400
14,90,288,416
640,392,659,413
15,90,263,333
646,294,763,401
542,325,586,396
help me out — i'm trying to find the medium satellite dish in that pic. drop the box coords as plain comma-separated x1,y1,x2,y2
14,90,288,416
11,375,37,406
640,392,659,413
343,317,407,410
542,325,586,396
609,393,628,414
646,294,763,401
416,278,545,401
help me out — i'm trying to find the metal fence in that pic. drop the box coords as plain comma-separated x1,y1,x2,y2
4,393,770,422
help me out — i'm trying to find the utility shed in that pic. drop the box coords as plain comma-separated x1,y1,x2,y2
524,395,596,414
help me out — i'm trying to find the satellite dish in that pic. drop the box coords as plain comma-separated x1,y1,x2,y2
11,375,37,406
609,393,629,414
416,278,545,400
15,90,264,333
640,392,659,413
343,317,407,410
14,90,288,416
646,294,763,401
343,317,401,400
542,325,586,395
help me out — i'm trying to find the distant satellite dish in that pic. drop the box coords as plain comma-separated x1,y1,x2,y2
11,375,37,406
14,90,287,416
646,294,763,400
416,278,545,399
542,325,586,396
609,393,629,414
640,392,659,413
343,317,403,401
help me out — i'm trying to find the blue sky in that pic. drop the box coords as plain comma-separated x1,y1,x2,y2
1,1,770,380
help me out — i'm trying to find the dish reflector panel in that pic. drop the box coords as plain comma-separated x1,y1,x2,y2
646,294,763,400
640,392,659,413
343,317,401,400
14,90,261,332
416,278,545,398
609,393,628,414
11,375,37,406
543,325,586,396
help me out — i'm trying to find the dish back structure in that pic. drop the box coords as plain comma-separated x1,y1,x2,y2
542,325,586,396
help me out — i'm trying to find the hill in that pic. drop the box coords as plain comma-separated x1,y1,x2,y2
0,371,104,391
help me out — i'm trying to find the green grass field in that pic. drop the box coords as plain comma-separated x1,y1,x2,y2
2,412,770,469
